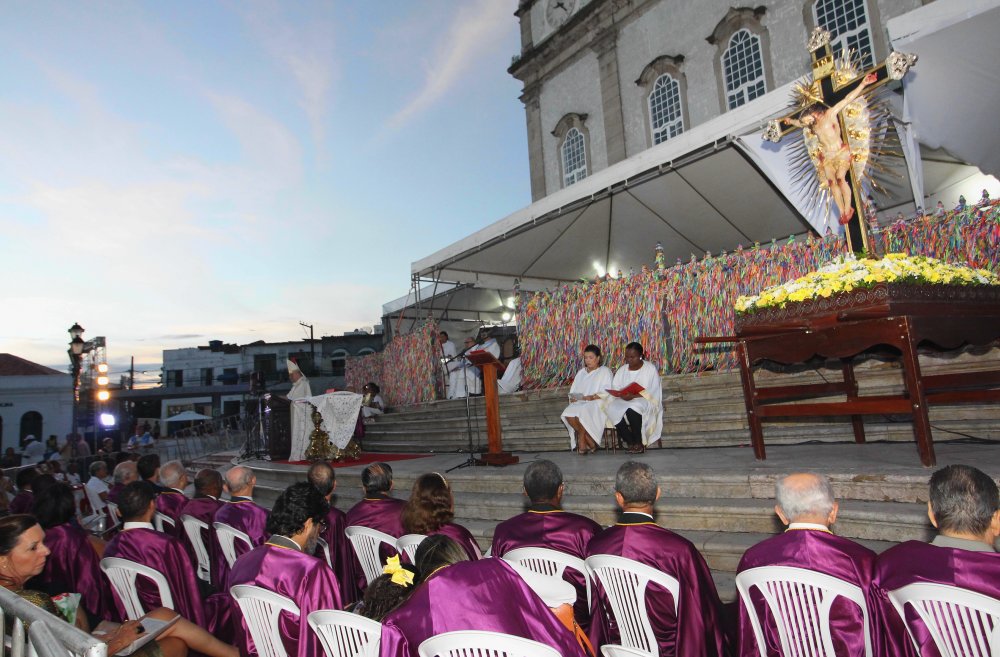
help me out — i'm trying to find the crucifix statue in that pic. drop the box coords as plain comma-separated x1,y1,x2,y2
764,28,917,254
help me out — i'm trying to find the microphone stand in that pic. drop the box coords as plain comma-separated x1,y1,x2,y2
447,343,483,472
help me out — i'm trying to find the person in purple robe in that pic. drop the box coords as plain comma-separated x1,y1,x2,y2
380,534,588,657
30,481,114,624
307,462,357,604
154,460,189,535
104,482,233,641
491,459,601,630
229,481,342,657
736,473,876,657
587,461,729,657
179,468,225,589
9,467,37,515
873,464,1000,657
211,465,269,587
108,461,138,504
402,472,481,561
345,462,407,596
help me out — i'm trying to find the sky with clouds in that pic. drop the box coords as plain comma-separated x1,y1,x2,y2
0,1,527,380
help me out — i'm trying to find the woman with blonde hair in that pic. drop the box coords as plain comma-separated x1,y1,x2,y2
401,473,480,560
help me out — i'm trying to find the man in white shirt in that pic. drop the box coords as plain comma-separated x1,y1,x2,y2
287,359,313,462
85,460,110,515
438,331,461,399
21,435,45,465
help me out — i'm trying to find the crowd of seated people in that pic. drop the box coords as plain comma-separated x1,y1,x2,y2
2,445,996,657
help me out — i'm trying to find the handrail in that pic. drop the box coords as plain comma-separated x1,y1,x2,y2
0,586,107,657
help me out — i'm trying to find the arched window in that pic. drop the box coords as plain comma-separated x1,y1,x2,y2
561,128,587,186
19,411,42,442
330,349,348,377
649,74,684,144
814,0,874,68
357,348,376,357
723,29,766,109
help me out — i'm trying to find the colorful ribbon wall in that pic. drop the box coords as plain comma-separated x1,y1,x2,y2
345,321,441,407
518,204,1000,388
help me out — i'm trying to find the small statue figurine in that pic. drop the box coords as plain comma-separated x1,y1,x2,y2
654,241,666,270
956,195,967,212
304,403,333,462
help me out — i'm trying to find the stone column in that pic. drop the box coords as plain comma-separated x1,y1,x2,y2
593,28,627,166
521,84,547,202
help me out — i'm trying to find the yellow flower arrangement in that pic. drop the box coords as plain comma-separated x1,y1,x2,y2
735,253,999,314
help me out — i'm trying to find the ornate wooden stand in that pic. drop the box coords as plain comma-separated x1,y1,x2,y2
699,284,1000,466
467,351,518,467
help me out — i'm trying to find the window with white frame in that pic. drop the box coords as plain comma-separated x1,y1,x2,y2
561,128,587,187
723,29,766,109
814,0,874,68
648,74,684,144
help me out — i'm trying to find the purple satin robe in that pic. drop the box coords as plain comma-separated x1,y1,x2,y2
736,529,876,657
492,507,601,630
316,505,357,605
429,523,481,561
10,491,33,514
345,495,406,595
229,543,343,657
36,523,113,621
586,517,730,657
211,498,269,589
179,496,224,588
379,558,587,657
104,526,232,640
155,489,188,536
873,540,1000,657
107,483,125,504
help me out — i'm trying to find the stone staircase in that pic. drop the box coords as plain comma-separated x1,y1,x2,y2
361,348,1000,454
190,445,975,602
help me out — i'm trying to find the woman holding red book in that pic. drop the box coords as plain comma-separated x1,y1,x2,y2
603,342,663,454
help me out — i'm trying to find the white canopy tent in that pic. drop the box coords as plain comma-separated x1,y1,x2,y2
390,0,999,330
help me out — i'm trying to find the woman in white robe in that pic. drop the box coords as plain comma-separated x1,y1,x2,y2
602,342,663,454
361,382,386,418
560,345,614,454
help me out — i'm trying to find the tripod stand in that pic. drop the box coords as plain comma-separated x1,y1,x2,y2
237,392,270,462
447,372,483,472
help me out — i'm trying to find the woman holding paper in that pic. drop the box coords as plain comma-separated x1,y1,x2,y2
604,342,663,454
0,514,237,657
561,345,614,454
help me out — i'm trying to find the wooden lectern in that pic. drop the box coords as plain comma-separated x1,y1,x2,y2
466,350,518,466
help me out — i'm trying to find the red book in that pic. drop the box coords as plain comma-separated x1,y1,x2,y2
606,382,645,398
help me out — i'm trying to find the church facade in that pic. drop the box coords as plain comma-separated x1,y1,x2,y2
510,0,924,202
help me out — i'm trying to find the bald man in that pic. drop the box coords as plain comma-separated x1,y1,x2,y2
211,466,269,588
735,473,876,657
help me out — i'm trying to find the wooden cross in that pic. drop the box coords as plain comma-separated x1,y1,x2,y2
764,28,916,254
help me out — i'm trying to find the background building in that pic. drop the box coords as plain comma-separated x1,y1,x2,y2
0,354,72,451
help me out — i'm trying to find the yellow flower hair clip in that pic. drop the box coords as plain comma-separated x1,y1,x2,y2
383,555,414,587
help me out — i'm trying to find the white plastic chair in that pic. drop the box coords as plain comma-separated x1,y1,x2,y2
888,581,1000,657
396,534,427,563
100,556,175,620
230,584,300,657
215,521,253,567
345,526,398,585
315,536,333,568
585,554,680,657
736,565,873,657
154,511,176,533
503,546,591,610
417,630,561,657
180,514,212,582
308,609,381,657
600,646,654,657
105,500,121,527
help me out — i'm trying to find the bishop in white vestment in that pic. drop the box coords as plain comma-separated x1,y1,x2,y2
287,359,313,461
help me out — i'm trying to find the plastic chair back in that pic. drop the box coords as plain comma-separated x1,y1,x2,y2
585,554,679,656
230,584,301,657
417,630,561,657
345,526,398,585
100,556,175,620
105,501,121,527
315,536,333,568
503,546,591,609
215,521,253,567
180,514,212,582
396,534,427,563
307,609,382,657
888,582,1000,657
736,565,873,657
600,646,654,657
154,512,176,533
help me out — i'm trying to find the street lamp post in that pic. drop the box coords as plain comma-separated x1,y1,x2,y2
68,323,85,439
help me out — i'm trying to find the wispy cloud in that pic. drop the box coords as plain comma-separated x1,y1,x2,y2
386,0,514,131
232,0,337,148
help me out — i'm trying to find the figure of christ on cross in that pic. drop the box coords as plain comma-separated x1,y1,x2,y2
782,72,878,226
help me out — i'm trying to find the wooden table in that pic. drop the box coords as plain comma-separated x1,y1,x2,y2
699,284,1000,466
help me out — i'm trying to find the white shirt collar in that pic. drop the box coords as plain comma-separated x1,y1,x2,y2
787,522,831,532
123,522,154,531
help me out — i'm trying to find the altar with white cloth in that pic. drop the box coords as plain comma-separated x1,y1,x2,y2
289,391,364,461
